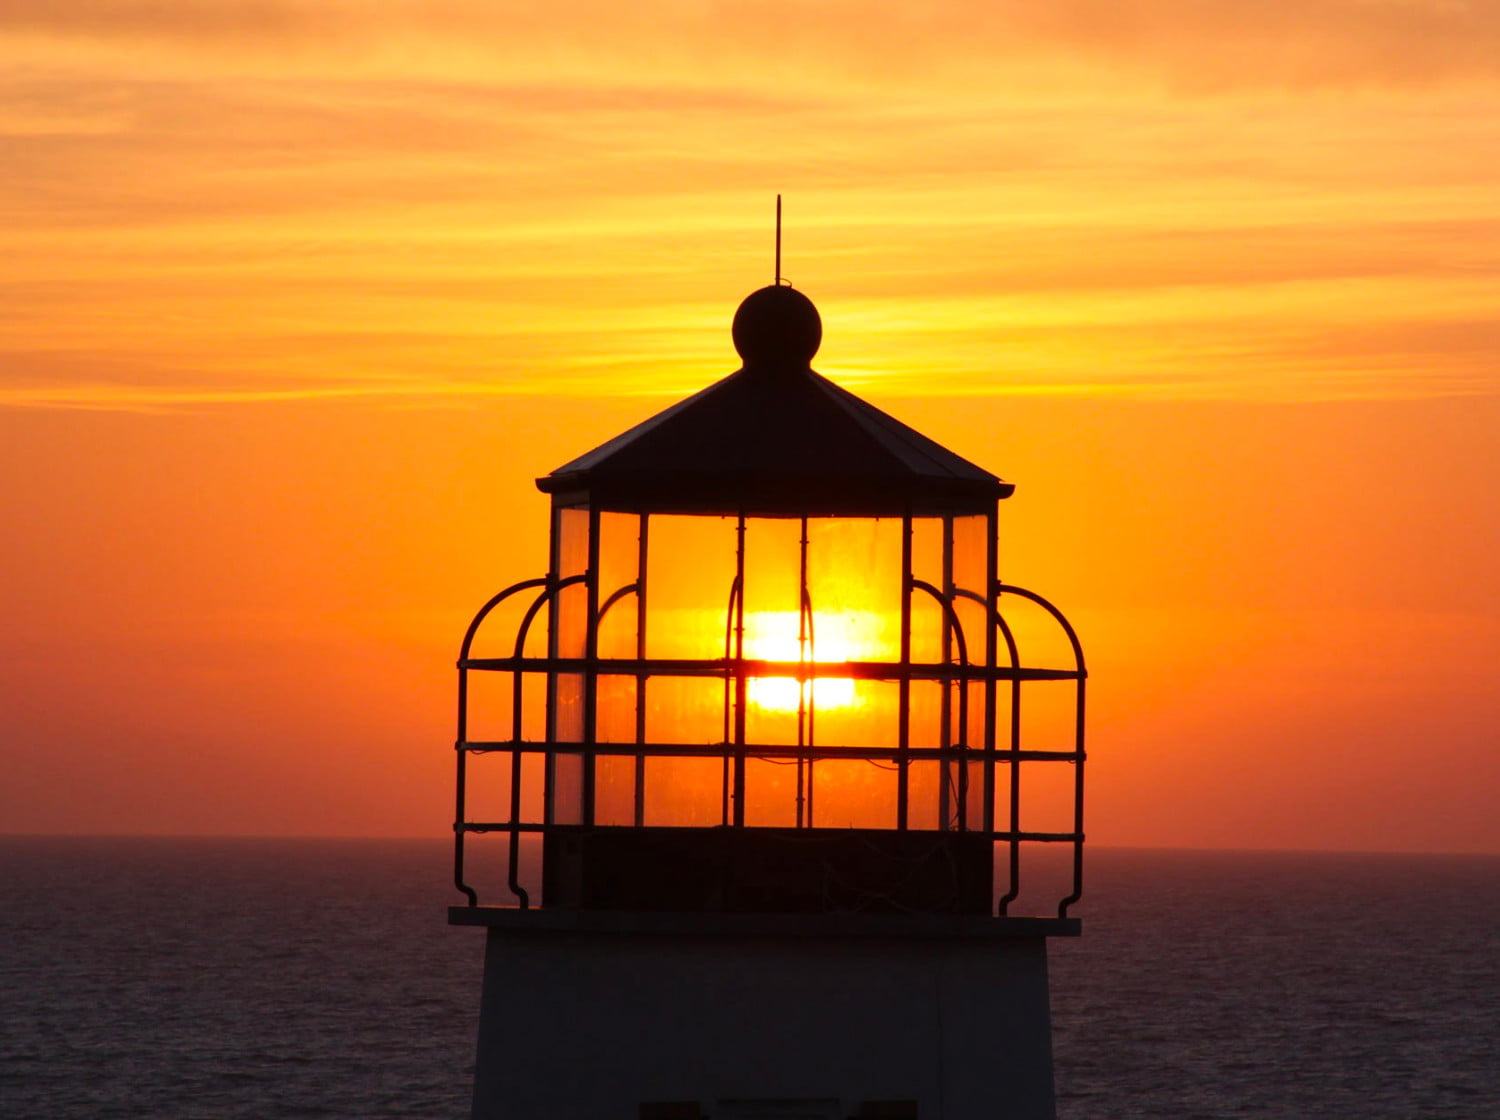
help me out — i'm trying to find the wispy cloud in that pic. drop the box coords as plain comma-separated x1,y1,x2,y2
3,2,1499,409
8,0,1500,91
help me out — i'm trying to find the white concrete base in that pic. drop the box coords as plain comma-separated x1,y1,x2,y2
468,918,1058,1120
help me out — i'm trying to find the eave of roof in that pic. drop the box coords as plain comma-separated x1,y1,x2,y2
536,286,1013,517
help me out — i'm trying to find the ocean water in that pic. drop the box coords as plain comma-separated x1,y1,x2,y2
1,839,1495,1119
1047,849,1499,1119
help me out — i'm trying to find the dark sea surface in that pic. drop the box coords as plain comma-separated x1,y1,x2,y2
1,839,1495,1119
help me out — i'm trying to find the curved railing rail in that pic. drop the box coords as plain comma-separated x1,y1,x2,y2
992,582,1087,918
453,572,1085,918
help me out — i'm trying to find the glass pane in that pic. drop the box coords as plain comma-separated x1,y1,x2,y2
908,680,943,750
555,506,589,576
743,679,802,748
644,515,739,660
807,679,899,750
805,517,903,664
961,679,985,749
553,672,584,743
553,506,590,659
741,517,803,628
554,582,589,661
549,751,584,826
596,512,642,661
594,674,637,744
951,513,990,674
808,758,898,829
909,516,945,664
519,752,545,825
594,754,637,827
906,760,941,830
596,586,638,663
951,514,989,593
645,676,727,746
642,757,725,827
966,758,987,831
743,757,801,827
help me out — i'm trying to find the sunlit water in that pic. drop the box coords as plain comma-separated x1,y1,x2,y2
2,839,1495,1119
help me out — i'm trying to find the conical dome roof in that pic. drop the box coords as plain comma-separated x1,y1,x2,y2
537,286,1013,516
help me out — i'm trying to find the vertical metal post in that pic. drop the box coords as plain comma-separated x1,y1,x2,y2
721,577,738,826
581,505,601,826
1062,677,1088,918
796,517,809,829
732,515,748,827
896,514,912,831
543,504,561,827
454,663,476,906
940,517,954,830
1001,579,1023,916
509,648,527,908
634,514,649,828
983,507,998,837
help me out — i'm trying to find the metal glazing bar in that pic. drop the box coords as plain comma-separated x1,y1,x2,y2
543,513,564,830
462,741,1078,763
982,507,999,838
732,515,747,827
460,655,1078,683
911,576,972,832
722,572,741,827
897,514,912,830
797,517,810,828
581,505,601,826
458,822,1081,843
634,513,648,828
940,516,954,831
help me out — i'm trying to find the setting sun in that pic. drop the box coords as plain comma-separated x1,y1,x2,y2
743,610,865,713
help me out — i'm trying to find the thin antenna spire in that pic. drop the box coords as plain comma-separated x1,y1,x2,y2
775,194,782,285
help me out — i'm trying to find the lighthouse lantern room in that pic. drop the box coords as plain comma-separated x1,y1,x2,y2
450,282,1086,1120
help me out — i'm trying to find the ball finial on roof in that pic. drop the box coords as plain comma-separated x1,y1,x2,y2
732,285,821,368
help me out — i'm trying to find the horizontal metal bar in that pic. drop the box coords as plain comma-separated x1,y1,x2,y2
459,823,546,834
457,822,1082,843
459,655,1082,683
460,740,1083,764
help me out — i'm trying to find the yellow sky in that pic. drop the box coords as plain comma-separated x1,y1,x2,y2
4,1,1498,852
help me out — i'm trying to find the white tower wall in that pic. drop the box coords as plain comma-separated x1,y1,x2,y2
464,914,1060,1120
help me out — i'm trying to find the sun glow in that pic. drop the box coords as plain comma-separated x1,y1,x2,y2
742,610,868,713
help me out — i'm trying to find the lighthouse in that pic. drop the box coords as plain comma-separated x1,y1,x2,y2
449,279,1086,1120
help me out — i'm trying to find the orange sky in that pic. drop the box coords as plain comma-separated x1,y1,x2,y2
4,1,1498,851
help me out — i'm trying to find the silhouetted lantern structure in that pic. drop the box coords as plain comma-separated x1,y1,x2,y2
450,283,1086,1120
